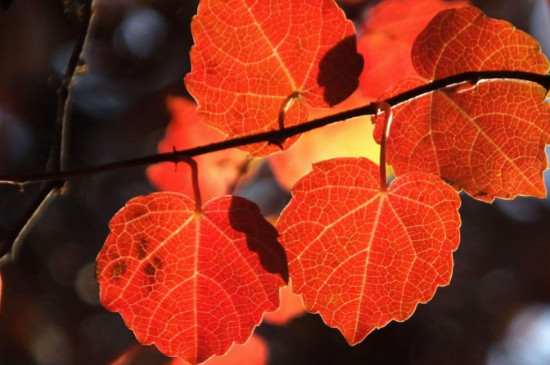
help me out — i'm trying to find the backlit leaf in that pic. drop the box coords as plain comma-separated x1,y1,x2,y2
357,0,469,98
262,282,305,325
147,97,248,202
185,0,363,156
96,193,287,364
277,157,461,344
374,7,550,201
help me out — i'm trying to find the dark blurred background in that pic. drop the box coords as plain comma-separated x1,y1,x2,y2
1,0,550,364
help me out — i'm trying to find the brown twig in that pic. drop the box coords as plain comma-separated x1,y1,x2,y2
0,70,547,187
0,0,94,265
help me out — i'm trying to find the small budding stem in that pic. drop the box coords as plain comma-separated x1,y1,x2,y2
278,91,302,130
375,101,393,192
271,91,302,149
182,157,202,213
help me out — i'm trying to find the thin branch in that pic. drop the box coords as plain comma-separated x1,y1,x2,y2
51,0,93,172
0,181,63,264
0,70,548,186
0,0,94,265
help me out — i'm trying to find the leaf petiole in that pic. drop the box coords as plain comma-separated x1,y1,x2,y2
374,101,392,192
181,156,202,213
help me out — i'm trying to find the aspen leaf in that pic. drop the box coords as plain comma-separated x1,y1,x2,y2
276,157,461,344
96,193,287,364
185,0,363,156
357,0,469,98
374,7,550,201
146,97,248,202
262,282,305,325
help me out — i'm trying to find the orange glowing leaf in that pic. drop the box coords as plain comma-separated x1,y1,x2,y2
96,193,287,364
357,0,469,98
276,157,461,344
185,0,363,156
168,334,268,365
268,90,379,190
262,282,305,325
147,97,248,202
374,6,550,201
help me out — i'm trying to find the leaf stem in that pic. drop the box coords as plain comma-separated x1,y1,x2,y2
375,102,392,192
182,157,202,213
278,91,302,130
0,70,548,185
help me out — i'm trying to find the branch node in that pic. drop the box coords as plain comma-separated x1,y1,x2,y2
268,138,285,150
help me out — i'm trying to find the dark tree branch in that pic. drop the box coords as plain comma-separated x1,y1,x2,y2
51,0,93,172
0,181,63,264
0,0,93,265
0,70,548,187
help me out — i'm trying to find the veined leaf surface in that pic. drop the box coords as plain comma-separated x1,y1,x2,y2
277,157,461,344
96,193,287,364
185,0,363,156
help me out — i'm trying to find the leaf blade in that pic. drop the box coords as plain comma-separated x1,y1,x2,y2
375,6,550,201
185,0,363,156
96,193,287,364
277,157,461,344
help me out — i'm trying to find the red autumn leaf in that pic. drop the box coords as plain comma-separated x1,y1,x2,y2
185,0,363,156
146,97,248,202
262,282,305,325
357,0,469,98
374,6,550,201
96,193,287,364
168,334,268,365
268,90,380,190
276,157,461,344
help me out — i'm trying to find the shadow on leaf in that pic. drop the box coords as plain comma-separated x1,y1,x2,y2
228,197,289,284
318,35,364,106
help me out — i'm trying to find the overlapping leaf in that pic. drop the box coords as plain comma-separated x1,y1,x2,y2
96,193,287,364
185,0,363,156
262,282,305,325
277,157,461,344
357,0,469,98
147,97,248,202
373,6,550,201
